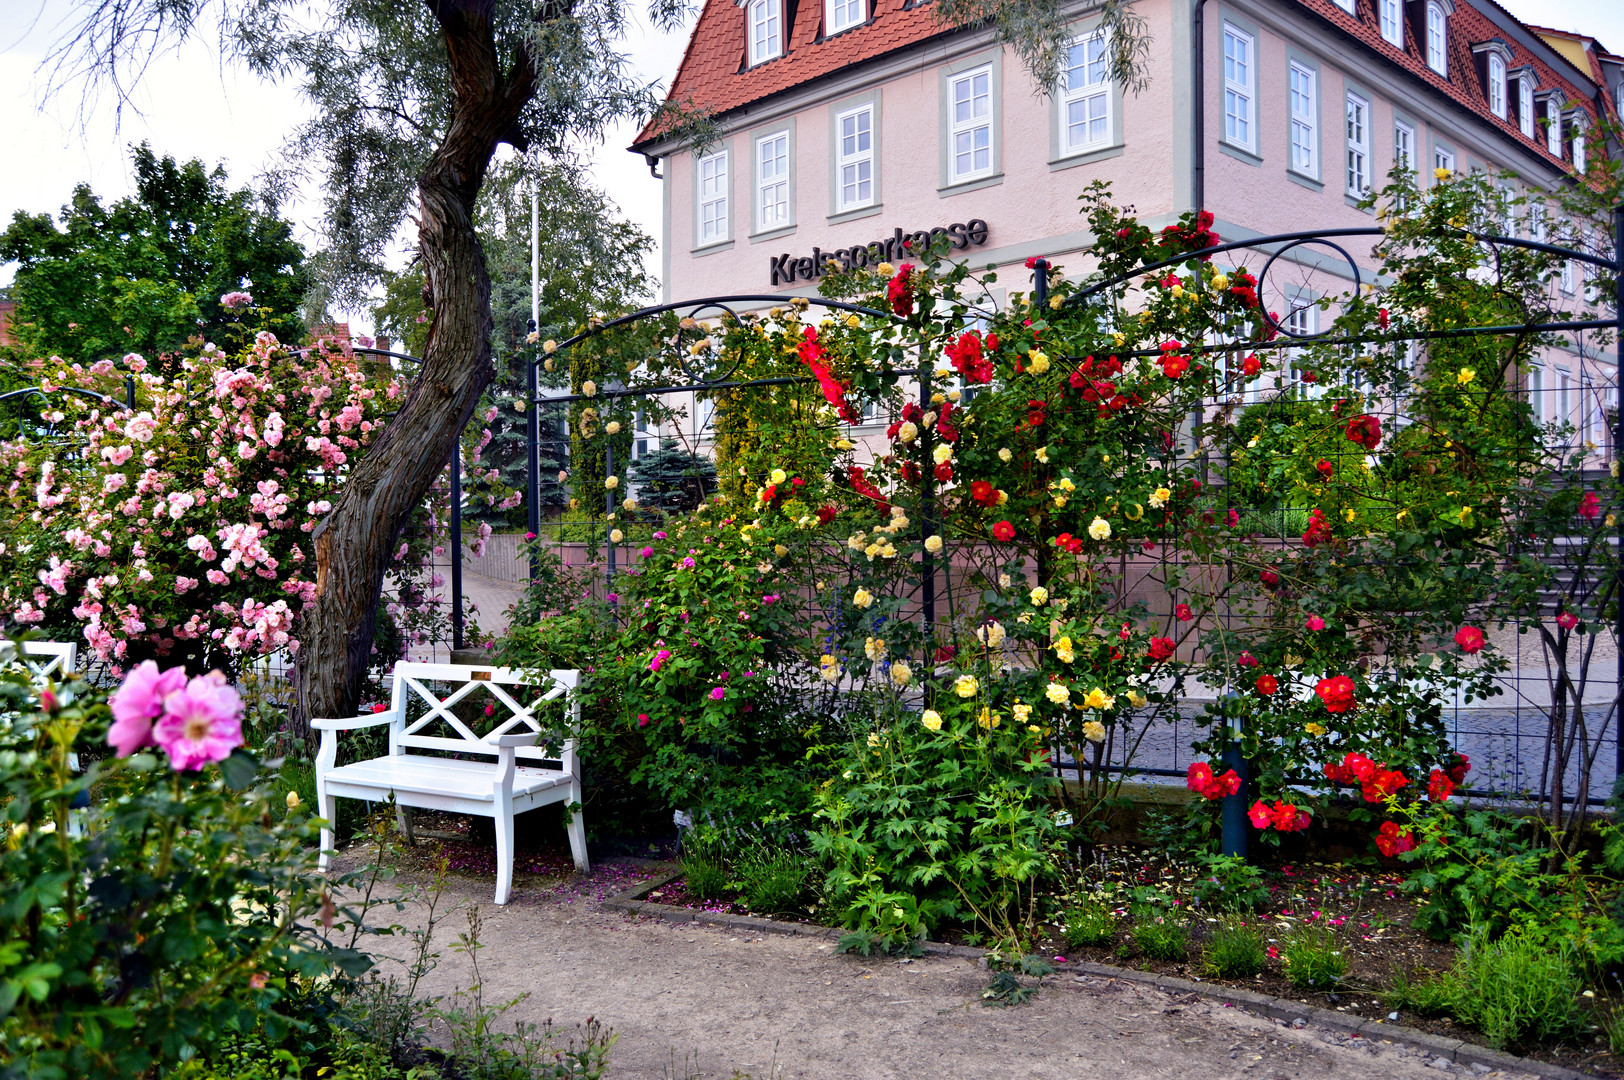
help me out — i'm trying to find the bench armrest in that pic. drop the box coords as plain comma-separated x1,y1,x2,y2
490,731,542,747
312,712,396,731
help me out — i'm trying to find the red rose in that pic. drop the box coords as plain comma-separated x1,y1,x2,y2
1343,753,1376,783
816,504,838,524
1147,636,1176,662
1375,820,1416,857
1260,568,1279,586
1237,651,1258,668
1255,673,1278,696
1175,603,1194,621
1247,800,1272,829
1447,753,1470,785
1557,611,1579,630
1454,625,1485,654
1344,413,1382,451
1241,353,1261,378
1579,491,1602,520
1428,768,1454,802
1314,675,1356,714
1186,761,1216,796
761,484,777,502
1301,509,1333,548
887,264,915,316
1378,307,1390,329
1315,459,1334,479
970,480,996,506
991,520,1016,542
933,462,953,482
1160,353,1189,379
1025,255,1041,269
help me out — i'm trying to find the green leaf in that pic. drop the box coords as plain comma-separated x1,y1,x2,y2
219,749,260,791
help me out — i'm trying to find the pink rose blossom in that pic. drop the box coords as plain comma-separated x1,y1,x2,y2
152,672,244,770
1306,615,1326,631
107,660,189,757
709,687,725,701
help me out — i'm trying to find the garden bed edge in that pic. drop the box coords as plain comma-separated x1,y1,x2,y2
598,870,1596,1080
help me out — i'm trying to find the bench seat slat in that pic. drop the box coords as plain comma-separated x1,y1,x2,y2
324,756,571,801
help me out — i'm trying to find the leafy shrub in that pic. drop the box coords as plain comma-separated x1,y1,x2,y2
1202,924,1268,979
1281,926,1346,989
1132,920,1188,962
681,854,729,901
1192,854,1270,913
0,657,372,1079
1063,904,1118,949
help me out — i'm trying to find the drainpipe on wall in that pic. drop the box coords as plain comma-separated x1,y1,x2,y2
1193,0,1210,215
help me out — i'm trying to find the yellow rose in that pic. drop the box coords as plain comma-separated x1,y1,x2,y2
1148,487,1172,508
1457,368,1475,385
933,444,954,465
924,534,944,554
1171,284,1185,299
1053,636,1075,664
977,706,999,729
609,529,624,543
954,674,979,698
1434,166,1451,181
978,620,1006,648
1036,447,1049,464
1028,350,1050,374
1059,477,1076,492
865,637,887,662
848,533,867,551
998,447,1012,462
819,654,840,683
1211,273,1230,291
1305,722,1328,736
867,732,882,747
836,438,853,451
853,587,874,609
581,380,597,397
1083,687,1115,710
543,339,558,353
1045,682,1070,705
774,543,789,557
1112,332,1126,347
1082,720,1107,743
770,468,788,485
897,421,919,443
1012,703,1033,724
1088,517,1112,541
921,710,943,732
1030,587,1048,606
1125,689,1148,708
605,420,621,435
604,476,619,490
286,790,301,810
876,261,896,277
890,662,912,687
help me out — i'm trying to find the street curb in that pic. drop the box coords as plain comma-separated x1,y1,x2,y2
599,872,1594,1080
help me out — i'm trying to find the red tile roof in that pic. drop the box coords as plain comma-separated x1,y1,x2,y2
633,0,952,147
636,0,1603,176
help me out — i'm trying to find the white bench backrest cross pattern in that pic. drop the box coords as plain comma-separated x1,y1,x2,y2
314,661,587,905
17,640,78,681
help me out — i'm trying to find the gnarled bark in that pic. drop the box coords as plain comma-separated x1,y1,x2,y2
295,0,537,729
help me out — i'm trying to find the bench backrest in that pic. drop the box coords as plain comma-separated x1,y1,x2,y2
387,661,580,769
19,641,78,681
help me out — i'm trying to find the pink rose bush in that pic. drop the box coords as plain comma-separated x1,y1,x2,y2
0,333,499,668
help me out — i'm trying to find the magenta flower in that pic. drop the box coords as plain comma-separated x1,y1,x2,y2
152,672,244,770
1305,615,1326,631
650,648,672,672
1557,611,1579,630
640,546,655,558
709,687,725,701
107,660,188,757
653,531,668,539
681,556,696,568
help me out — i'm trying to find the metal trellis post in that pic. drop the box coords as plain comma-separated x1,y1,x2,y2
526,330,542,582
1614,205,1623,790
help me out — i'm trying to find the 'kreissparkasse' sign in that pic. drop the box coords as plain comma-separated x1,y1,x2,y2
769,221,990,286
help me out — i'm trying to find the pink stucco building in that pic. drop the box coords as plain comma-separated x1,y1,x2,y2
626,0,1621,458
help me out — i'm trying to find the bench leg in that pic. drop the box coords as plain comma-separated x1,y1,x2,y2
317,785,336,872
566,785,590,874
396,804,416,845
493,800,515,906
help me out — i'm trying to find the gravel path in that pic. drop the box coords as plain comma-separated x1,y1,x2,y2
360,865,1538,1080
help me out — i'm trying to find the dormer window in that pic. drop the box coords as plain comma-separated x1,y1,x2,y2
747,0,782,66
1379,0,1402,47
1331,0,1354,13
1517,72,1535,138
1571,118,1587,173
828,0,864,35
1487,54,1506,118
1545,97,1562,156
1426,2,1448,75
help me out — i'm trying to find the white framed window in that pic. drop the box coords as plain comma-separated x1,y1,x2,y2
697,150,730,244
1530,366,1544,423
1488,54,1507,118
1433,145,1455,175
1518,76,1535,138
1223,25,1256,152
755,131,790,231
836,105,874,211
1572,127,1587,173
1288,62,1317,176
1394,120,1415,171
1060,32,1112,155
747,0,782,66
1331,0,1354,13
1345,92,1371,196
827,0,863,35
1286,299,1320,397
1560,374,1571,435
1528,200,1546,243
1617,83,1624,121
1379,0,1402,47
1546,98,1561,156
1561,258,1574,294
1426,3,1448,75
949,65,994,183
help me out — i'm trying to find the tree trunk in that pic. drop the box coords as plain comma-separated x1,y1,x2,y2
294,0,536,731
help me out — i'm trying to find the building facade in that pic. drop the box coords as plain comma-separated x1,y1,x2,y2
628,0,1620,456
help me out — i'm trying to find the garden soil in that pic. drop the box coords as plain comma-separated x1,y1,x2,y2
357,862,1541,1080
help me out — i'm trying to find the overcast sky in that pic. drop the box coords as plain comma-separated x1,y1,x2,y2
1,0,1619,334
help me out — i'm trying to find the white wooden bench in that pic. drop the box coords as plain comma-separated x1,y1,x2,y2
313,661,588,904
19,640,78,680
